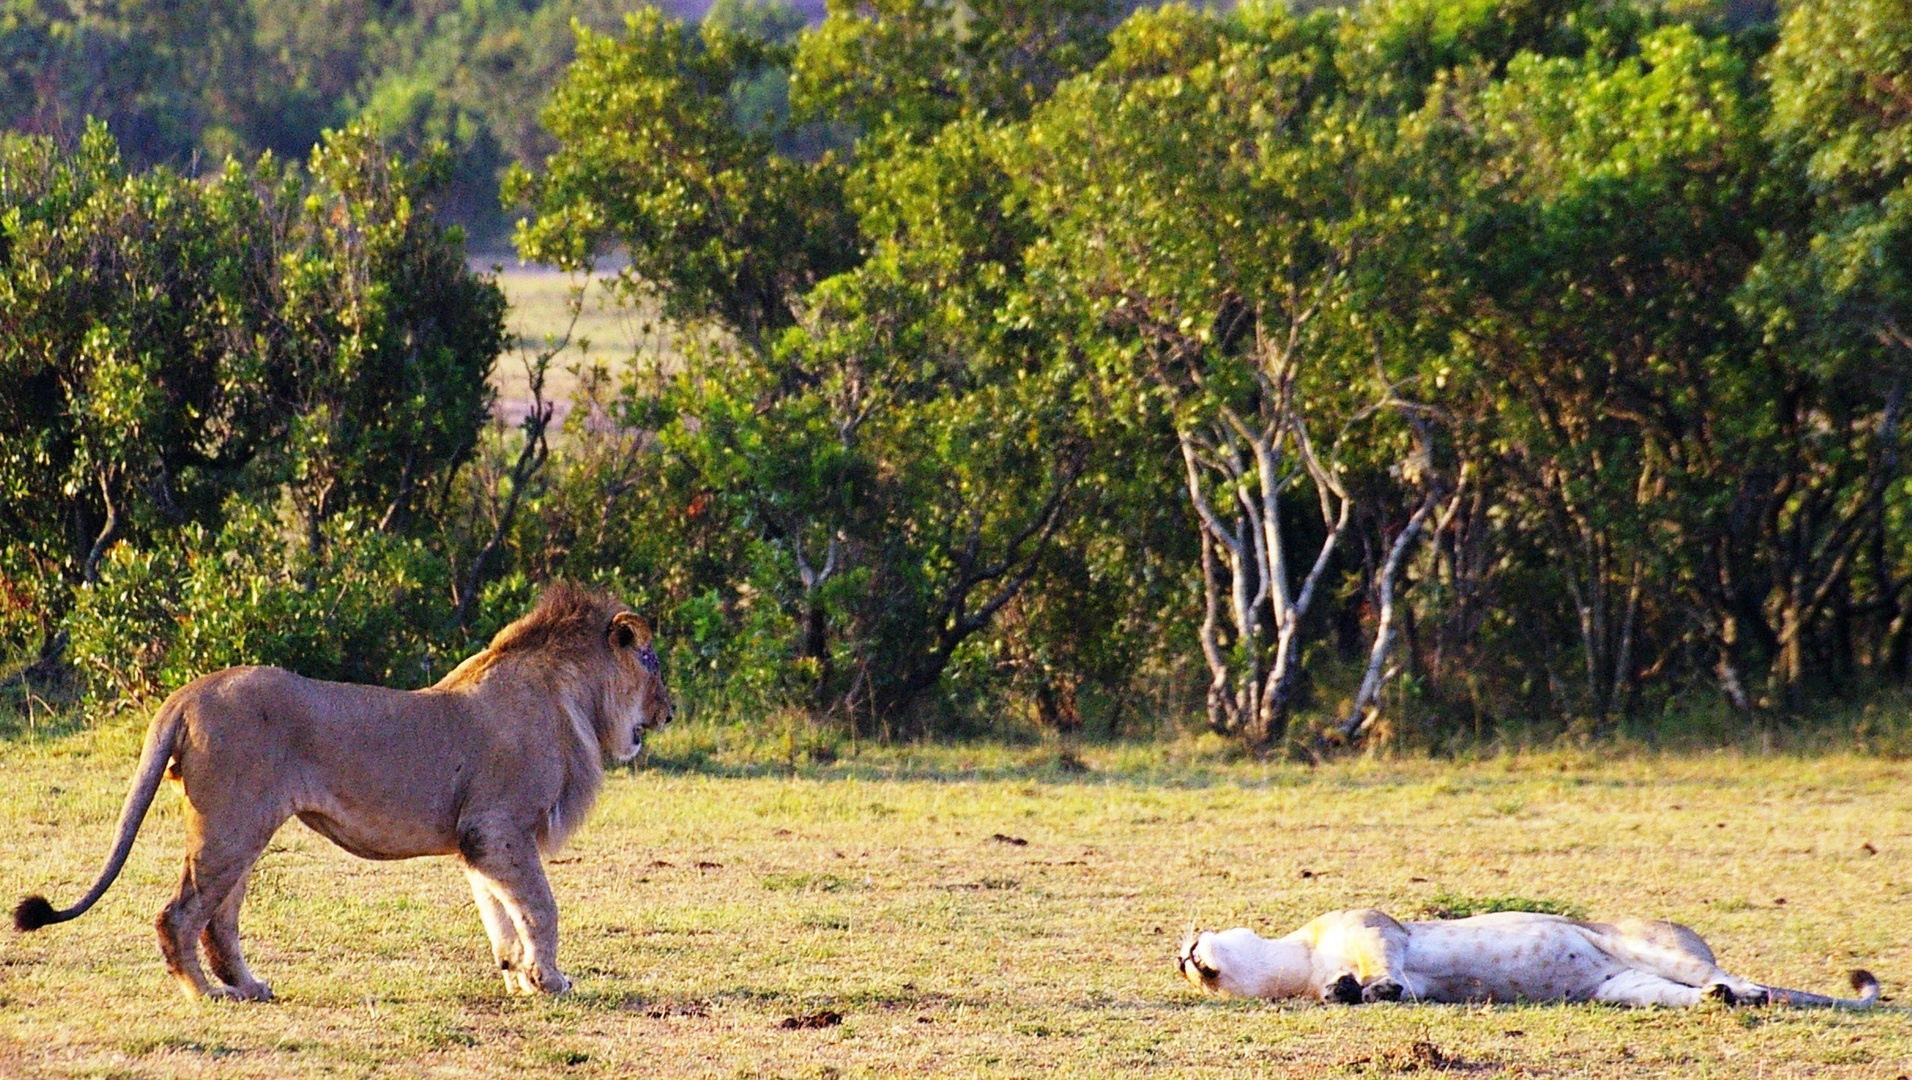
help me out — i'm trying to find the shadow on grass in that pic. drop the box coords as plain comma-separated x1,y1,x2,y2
0,677,90,742
635,705,1912,790
639,741,1244,789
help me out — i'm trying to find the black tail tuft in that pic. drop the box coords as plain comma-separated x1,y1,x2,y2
1850,970,1878,996
13,895,58,932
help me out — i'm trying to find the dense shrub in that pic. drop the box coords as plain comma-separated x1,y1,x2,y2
505,0,1912,749
11,0,1912,755
0,121,506,700
67,504,459,701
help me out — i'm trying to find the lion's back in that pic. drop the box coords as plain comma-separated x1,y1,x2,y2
165,665,485,787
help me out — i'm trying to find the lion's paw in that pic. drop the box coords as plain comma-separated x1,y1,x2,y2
532,969,573,995
204,984,272,1004
1323,973,1363,1005
1723,983,1767,1007
1362,979,1405,1003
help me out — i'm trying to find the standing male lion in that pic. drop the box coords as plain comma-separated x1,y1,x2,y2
14,583,672,1000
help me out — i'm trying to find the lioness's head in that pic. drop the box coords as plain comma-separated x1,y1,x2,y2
1178,929,1222,992
1176,928,1265,997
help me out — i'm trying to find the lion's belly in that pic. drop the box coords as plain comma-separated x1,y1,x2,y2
295,809,456,861
274,676,479,859
1402,916,1620,1003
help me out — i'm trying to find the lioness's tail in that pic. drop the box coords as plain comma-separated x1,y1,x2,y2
1763,970,1880,1009
13,696,188,932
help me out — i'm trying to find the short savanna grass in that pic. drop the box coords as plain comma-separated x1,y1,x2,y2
488,268,684,422
1,718,1909,1078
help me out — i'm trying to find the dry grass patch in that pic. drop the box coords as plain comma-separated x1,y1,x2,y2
1,723,1909,1077
487,267,674,425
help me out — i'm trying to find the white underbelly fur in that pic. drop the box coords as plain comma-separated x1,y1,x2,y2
1402,916,1621,1003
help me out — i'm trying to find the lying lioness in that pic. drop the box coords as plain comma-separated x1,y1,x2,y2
1178,909,1879,1008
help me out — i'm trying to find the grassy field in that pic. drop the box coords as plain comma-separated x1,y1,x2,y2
489,268,675,425
1,721,1908,1078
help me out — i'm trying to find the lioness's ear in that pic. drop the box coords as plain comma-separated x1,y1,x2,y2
608,611,651,650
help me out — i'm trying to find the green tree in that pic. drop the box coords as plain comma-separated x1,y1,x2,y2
510,8,858,354
1426,26,1777,722
1014,4,1432,748
1751,0,1912,691
510,5,1146,731
0,122,505,673
792,0,1121,142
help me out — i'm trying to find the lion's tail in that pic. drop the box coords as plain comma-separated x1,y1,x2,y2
1762,970,1880,1009
13,695,188,932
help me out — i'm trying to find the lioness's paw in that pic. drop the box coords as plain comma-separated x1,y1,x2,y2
1701,983,1737,1006
1323,973,1363,1005
533,969,573,995
1724,984,1767,1007
1362,979,1405,1003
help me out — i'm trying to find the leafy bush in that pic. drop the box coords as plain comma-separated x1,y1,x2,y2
1,121,507,704
68,503,463,701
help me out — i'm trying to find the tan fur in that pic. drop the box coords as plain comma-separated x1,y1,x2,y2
13,584,672,1001
1178,909,1879,1009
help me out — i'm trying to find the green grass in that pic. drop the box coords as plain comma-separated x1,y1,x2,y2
489,268,686,422
2,719,1909,1077
1415,891,1587,920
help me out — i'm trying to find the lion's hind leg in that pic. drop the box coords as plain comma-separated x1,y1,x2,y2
1602,919,1766,1005
1591,970,1711,1007
157,808,281,1001
201,868,273,1001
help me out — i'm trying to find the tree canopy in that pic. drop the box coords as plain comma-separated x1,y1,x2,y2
9,0,1912,753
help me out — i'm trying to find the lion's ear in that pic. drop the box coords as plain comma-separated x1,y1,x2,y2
608,611,651,650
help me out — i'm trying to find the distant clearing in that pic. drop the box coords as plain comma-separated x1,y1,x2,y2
488,268,670,427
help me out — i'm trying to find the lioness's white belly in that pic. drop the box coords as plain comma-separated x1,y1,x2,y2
1400,913,1620,1003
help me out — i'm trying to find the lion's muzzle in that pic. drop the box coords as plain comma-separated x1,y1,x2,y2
1178,931,1219,989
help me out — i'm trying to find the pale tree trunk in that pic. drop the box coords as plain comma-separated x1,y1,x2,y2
1335,477,1466,744
791,531,841,711
1174,325,1355,751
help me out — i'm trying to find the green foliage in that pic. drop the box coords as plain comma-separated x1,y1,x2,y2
0,0,666,250
1763,0,1912,362
0,122,505,702
512,7,858,351
510,8,1151,734
12,0,1912,753
791,0,1121,141
0,123,503,595
491,0,1912,745
67,503,458,701
1419,25,1781,721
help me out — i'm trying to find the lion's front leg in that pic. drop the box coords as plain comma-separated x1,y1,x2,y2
464,869,532,995
459,827,570,996
1312,911,1411,1004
